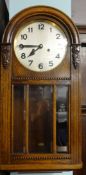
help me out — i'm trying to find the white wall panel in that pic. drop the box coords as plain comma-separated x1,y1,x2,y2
9,0,71,18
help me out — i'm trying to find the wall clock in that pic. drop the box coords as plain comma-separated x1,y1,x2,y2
0,5,82,172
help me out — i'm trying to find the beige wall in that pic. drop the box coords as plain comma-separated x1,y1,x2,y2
72,0,86,25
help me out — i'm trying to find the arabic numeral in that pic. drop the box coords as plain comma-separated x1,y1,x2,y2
38,23,44,30
21,34,27,40
21,53,26,59
38,63,43,69
56,33,60,39
50,27,52,32
28,27,33,32
49,61,53,66
28,60,33,66
56,53,60,58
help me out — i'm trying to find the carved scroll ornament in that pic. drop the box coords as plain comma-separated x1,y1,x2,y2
71,44,80,69
0,43,11,69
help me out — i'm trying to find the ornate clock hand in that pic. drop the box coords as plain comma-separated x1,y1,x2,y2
28,49,36,56
28,44,43,57
19,44,40,49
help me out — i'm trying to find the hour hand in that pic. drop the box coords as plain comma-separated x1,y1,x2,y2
28,44,43,57
28,49,35,56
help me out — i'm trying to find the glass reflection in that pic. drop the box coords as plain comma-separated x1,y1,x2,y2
12,85,24,153
56,86,69,153
29,85,53,153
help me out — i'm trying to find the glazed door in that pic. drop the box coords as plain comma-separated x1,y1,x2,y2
12,84,69,155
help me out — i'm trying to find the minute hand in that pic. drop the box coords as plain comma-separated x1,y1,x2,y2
19,44,40,49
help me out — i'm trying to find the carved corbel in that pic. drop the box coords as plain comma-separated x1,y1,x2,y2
0,43,11,69
71,44,80,69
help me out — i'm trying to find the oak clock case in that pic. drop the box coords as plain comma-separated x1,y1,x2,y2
0,6,82,171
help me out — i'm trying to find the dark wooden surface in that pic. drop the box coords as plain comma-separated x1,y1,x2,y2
0,0,9,42
74,26,86,175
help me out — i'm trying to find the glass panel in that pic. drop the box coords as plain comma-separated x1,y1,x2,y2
12,84,69,154
56,86,69,153
12,85,25,153
29,85,53,153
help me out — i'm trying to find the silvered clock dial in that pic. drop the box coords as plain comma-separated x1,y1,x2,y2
14,20,68,72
